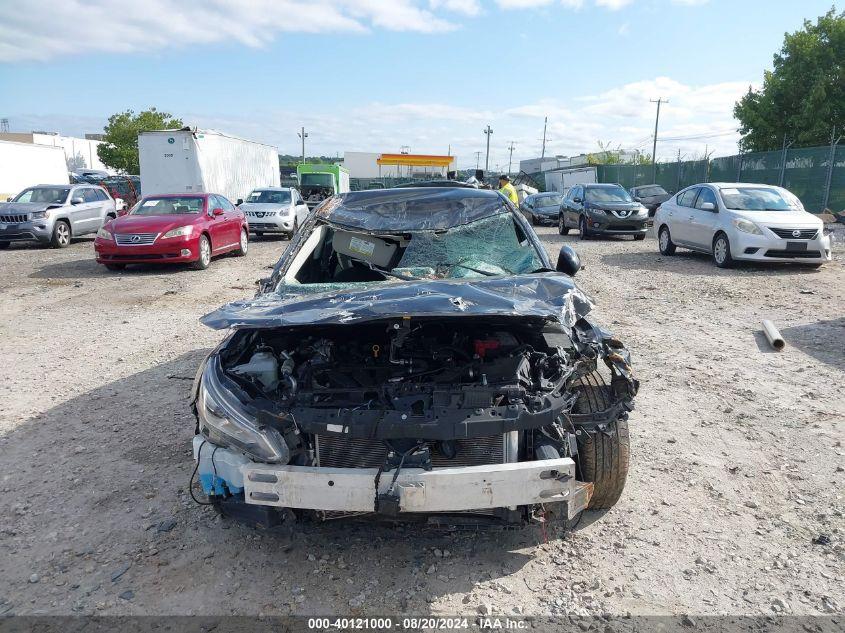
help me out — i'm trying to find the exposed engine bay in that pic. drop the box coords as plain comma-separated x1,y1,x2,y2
198,314,637,524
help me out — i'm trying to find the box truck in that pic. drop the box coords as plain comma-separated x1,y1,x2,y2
139,128,280,203
296,163,350,209
0,140,69,200
544,166,597,194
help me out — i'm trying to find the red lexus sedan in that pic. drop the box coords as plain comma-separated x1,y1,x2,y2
95,193,249,271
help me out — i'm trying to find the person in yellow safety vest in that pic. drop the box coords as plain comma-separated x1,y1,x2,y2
498,175,519,205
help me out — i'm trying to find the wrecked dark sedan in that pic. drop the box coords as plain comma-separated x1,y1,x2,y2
190,187,638,528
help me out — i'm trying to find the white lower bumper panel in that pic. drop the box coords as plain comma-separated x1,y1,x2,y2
242,458,579,513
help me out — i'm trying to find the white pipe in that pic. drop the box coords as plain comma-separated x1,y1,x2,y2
762,320,785,351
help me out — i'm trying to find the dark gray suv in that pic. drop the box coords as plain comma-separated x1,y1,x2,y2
558,183,649,240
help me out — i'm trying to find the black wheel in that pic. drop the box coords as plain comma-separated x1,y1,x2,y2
572,372,630,510
0,241,10,249
558,214,570,235
50,220,71,248
658,226,676,255
193,235,211,270
235,227,248,256
633,234,645,241
579,216,591,240
104,264,125,271
712,232,734,268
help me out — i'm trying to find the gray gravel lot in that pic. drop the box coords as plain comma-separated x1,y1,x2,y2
0,228,842,617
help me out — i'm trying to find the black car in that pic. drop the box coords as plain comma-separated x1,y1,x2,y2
190,188,638,529
559,183,649,240
520,192,564,226
630,184,671,217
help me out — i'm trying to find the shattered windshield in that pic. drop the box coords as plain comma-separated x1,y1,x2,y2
276,211,545,293
396,212,544,278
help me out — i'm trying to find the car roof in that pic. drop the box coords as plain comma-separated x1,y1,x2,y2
318,187,510,232
393,180,476,189
250,186,292,191
142,192,211,198
583,183,624,188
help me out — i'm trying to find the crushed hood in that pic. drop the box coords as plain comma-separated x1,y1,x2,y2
0,202,61,214
201,272,593,330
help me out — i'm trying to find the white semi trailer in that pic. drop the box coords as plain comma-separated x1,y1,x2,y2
544,166,597,194
0,140,69,201
139,128,279,204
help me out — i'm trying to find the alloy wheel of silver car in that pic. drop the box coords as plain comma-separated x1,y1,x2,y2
659,229,669,251
713,237,727,264
55,222,70,247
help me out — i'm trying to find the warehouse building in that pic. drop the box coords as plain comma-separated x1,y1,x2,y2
0,131,112,174
343,151,457,179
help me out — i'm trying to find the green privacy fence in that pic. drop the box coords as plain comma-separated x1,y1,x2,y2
597,143,845,213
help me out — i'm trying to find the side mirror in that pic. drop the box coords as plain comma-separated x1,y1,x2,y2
71,197,84,205
556,245,581,276
700,202,716,212
634,196,642,202
6,197,12,202
212,207,225,216
236,199,243,206
573,197,582,204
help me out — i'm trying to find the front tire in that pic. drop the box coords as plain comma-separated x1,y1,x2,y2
104,263,125,271
658,226,676,255
0,241,10,249
50,220,71,248
193,235,211,270
579,216,591,240
235,227,248,256
633,234,645,241
712,232,734,268
558,215,570,235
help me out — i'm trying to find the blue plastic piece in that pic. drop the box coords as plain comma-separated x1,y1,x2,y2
199,473,243,496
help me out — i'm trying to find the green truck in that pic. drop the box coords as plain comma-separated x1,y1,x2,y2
296,163,351,209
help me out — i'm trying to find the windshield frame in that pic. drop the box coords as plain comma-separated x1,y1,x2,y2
267,207,552,293
13,187,70,204
130,196,206,216
635,185,667,198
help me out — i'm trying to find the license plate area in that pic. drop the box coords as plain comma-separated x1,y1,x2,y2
786,241,807,251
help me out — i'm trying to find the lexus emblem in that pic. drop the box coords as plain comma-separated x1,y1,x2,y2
131,235,141,243
791,229,801,238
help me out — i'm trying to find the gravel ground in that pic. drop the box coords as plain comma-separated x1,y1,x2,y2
0,228,842,618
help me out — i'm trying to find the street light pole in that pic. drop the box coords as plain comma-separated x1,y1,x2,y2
483,125,493,173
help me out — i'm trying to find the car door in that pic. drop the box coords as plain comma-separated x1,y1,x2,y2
94,188,115,226
219,195,242,249
688,186,720,249
669,187,700,245
567,186,583,228
69,187,96,234
206,195,230,252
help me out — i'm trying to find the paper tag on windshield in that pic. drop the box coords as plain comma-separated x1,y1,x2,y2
349,236,375,257
142,200,157,207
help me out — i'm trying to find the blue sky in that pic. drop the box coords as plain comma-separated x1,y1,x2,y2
0,0,837,168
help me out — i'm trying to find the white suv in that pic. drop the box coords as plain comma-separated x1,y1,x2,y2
654,183,832,268
238,187,309,239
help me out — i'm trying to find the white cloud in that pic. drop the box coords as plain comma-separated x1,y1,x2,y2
495,0,555,8
595,0,634,10
429,0,483,15
9,76,751,170
0,0,458,62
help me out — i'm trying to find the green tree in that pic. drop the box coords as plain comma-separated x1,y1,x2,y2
734,7,845,151
97,108,183,174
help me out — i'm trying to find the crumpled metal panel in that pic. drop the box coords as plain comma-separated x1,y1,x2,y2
316,187,509,231
201,272,593,330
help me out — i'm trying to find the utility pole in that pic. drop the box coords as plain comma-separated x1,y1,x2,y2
483,125,493,173
822,125,842,212
540,117,548,158
650,98,667,183
507,141,517,176
473,151,482,170
297,127,308,164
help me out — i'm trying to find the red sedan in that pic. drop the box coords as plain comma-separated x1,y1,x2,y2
95,193,249,271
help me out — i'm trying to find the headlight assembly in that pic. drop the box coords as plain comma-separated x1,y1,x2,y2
31,210,49,220
161,225,193,239
733,218,763,235
197,358,290,463
96,227,113,240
